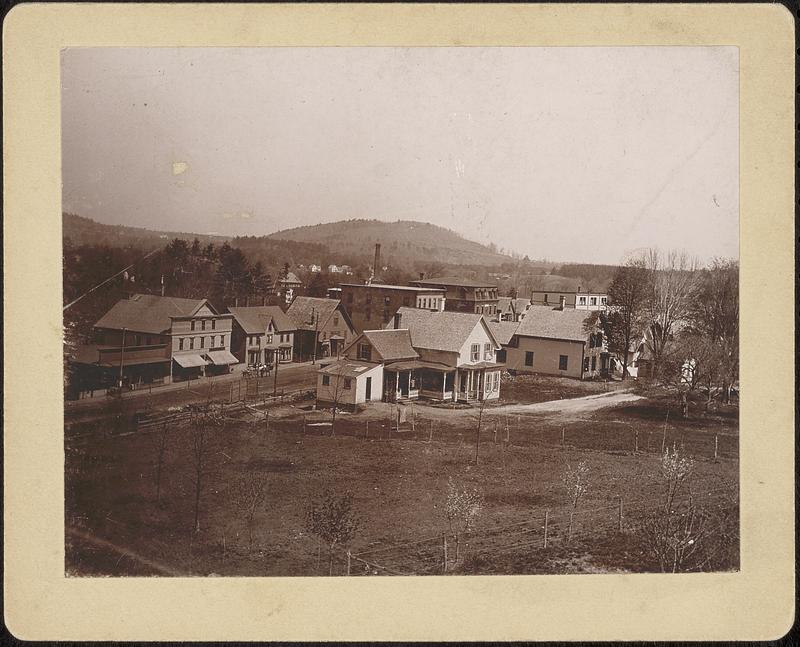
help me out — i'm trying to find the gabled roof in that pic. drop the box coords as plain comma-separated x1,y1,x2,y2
228,306,296,335
497,297,531,314
94,294,209,335
287,296,351,331
387,307,499,353
528,275,582,293
488,321,520,346
514,305,592,343
354,329,419,362
277,272,302,285
411,276,497,289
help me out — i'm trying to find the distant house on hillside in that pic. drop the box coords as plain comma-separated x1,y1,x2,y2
529,275,608,310
502,304,608,379
228,306,296,367
496,296,531,322
409,276,499,316
286,296,356,361
310,264,322,273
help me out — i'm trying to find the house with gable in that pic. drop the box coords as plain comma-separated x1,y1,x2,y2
502,305,608,379
69,293,236,394
286,296,356,361
384,307,503,402
496,296,532,322
228,305,296,367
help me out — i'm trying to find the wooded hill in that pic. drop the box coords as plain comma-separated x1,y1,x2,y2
265,219,515,267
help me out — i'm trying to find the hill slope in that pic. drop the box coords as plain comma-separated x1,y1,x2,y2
266,219,513,267
63,213,230,249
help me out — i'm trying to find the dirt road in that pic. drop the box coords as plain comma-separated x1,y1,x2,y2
486,390,645,420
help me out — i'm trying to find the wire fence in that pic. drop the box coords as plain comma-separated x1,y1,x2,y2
335,486,738,576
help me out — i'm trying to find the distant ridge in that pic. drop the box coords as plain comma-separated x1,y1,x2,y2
63,213,230,248
266,218,514,266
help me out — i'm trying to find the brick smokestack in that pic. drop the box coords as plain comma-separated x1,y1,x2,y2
373,243,381,278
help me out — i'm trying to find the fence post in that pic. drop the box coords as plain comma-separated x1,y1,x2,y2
429,420,434,443
302,414,306,435
365,420,369,439
346,550,351,575
543,511,549,548
714,434,719,462
617,496,623,532
560,427,565,448
634,428,639,454
265,408,269,434
442,533,448,573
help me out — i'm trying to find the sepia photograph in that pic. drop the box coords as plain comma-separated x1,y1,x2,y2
60,45,742,578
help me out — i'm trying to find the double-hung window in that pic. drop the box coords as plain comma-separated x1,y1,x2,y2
484,343,492,360
470,344,480,362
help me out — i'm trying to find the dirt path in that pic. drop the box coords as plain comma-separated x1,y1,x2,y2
486,390,645,420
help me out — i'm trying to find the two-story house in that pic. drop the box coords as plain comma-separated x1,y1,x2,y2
339,283,446,333
286,296,356,361
409,276,500,316
502,305,607,379
228,306,296,367
529,275,608,311
384,307,502,402
78,294,236,389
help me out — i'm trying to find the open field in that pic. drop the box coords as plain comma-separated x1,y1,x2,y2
65,382,739,576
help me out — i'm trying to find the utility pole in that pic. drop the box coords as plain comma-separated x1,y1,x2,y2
311,308,319,365
273,347,279,397
118,327,127,388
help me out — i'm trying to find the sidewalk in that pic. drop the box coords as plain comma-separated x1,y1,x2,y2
66,360,321,408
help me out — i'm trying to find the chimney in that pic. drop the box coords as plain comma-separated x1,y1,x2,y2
419,272,425,281
559,295,566,310
393,312,401,329
373,243,381,277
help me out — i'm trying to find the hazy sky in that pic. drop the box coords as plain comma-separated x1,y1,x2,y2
62,47,738,264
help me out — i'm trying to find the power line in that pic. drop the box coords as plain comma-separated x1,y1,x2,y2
62,248,161,312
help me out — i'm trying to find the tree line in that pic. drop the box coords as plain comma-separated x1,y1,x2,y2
599,249,738,412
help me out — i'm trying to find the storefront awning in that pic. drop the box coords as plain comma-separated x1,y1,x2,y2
174,354,209,368
205,350,239,365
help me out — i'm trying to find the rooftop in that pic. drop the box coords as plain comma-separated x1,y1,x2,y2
318,360,378,378
228,306,296,335
514,305,593,342
410,276,498,289
94,294,208,335
488,321,520,346
340,283,445,293
359,328,419,361
286,296,342,331
388,307,496,353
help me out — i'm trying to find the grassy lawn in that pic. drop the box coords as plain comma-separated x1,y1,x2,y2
65,388,739,576
499,372,626,405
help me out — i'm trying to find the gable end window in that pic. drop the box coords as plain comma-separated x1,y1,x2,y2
358,343,372,361
483,342,492,360
470,344,480,362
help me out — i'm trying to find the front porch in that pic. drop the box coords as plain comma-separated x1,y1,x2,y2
382,360,502,403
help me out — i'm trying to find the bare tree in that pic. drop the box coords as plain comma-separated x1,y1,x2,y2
563,460,589,543
473,377,499,464
444,477,484,567
606,256,649,379
305,489,360,576
231,473,268,552
323,371,349,437
152,422,170,505
640,444,709,572
643,249,698,380
188,406,223,533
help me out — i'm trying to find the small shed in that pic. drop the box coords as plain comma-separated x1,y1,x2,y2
316,360,384,410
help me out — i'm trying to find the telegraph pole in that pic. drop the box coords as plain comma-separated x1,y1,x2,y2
118,327,127,388
273,347,279,397
311,308,319,365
